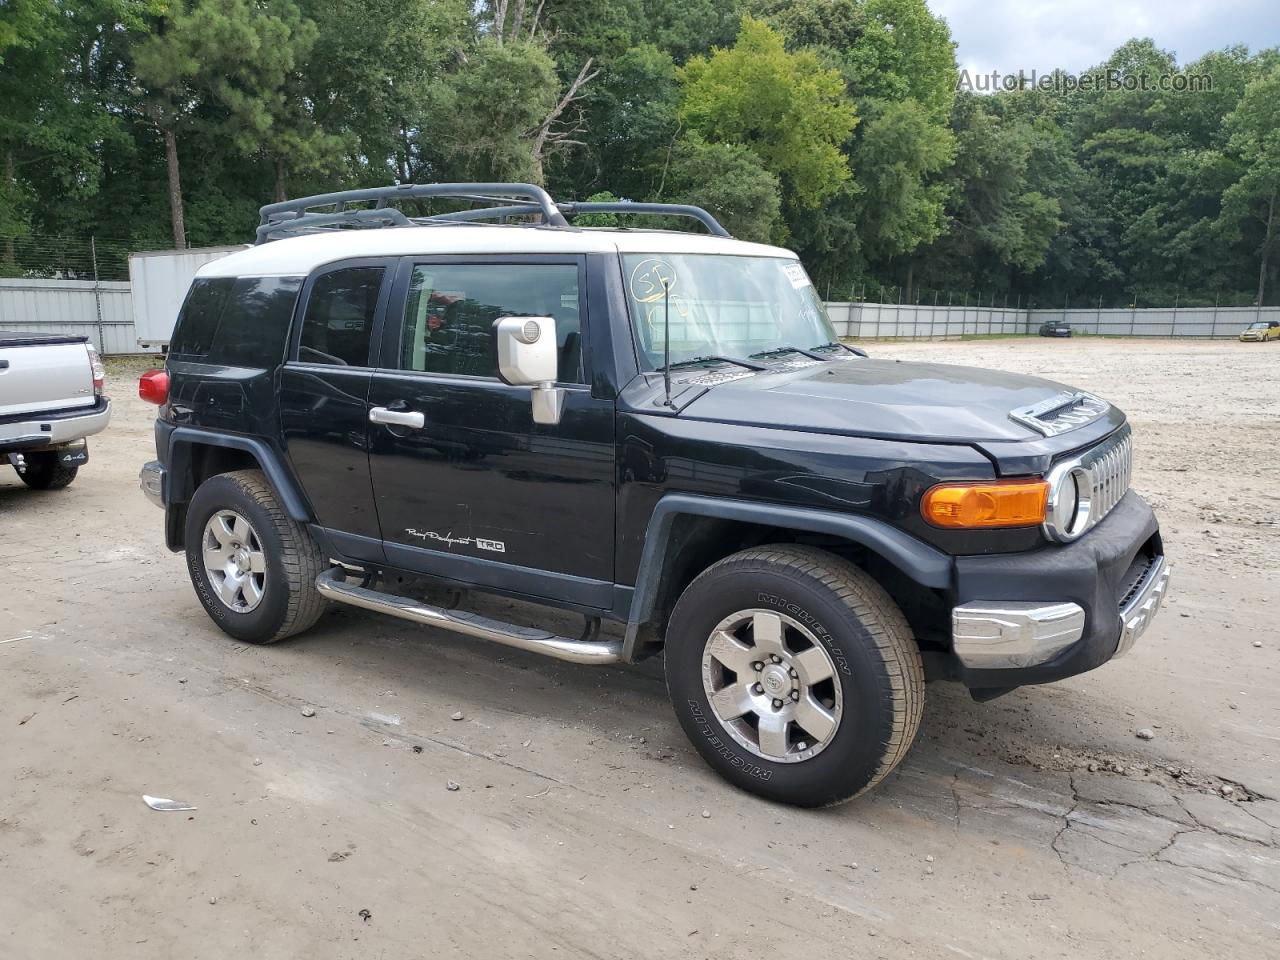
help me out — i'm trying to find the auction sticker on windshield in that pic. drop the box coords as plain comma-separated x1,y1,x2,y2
784,263,810,289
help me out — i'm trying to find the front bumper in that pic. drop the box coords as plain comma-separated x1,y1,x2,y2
949,491,1165,688
0,397,111,452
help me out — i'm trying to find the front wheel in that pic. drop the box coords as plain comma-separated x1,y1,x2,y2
185,470,327,643
665,545,924,807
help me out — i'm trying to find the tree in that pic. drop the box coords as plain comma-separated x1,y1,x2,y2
664,139,781,242
131,0,318,247
677,16,856,209
298,0,469,186
428,39,562,183
1221,69,1280,305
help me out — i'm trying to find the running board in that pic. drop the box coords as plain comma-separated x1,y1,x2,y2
314,568,623,665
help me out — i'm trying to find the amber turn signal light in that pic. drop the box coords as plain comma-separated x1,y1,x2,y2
922,479,1049,529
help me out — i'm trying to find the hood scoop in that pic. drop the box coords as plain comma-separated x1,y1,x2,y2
1009,391,1110,437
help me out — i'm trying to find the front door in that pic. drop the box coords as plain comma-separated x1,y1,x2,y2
367,255,616,608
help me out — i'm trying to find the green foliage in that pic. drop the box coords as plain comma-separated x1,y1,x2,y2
665,139,782,242
428,38,560,183
0,0,1277,305
678,16,856,208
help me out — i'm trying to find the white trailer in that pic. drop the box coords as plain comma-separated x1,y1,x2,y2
129,246,245,350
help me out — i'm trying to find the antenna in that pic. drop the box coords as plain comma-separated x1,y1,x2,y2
662,279,673,408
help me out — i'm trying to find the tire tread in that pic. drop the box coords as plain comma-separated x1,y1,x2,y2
689,544,925,803
212,470,326,643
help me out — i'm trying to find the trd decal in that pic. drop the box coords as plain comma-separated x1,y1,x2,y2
405,529,506,553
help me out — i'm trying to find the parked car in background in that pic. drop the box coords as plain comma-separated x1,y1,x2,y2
0,332,110,488
1039,321,1073,338
1239,320,1279,342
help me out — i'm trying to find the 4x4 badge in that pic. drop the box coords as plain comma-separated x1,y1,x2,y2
405,528,506,553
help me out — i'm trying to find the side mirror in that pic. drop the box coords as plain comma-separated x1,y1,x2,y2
493,315,565,425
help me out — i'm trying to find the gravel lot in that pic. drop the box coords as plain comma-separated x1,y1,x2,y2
2,338,1277,959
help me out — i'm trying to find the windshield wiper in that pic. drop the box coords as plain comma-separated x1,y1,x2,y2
811,340,867,357
751,345,832,362
661,354,767,372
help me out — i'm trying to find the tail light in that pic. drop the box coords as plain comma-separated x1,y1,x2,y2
138,369,170,405
87,344,105,397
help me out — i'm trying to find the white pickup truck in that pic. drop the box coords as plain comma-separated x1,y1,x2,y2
0,332,111,489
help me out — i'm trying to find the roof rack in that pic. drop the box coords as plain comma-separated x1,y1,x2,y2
255,183,731,244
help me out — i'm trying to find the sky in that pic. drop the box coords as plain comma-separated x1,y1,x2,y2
928,0,1280,76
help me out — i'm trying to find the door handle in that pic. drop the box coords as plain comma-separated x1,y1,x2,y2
369,406,425,429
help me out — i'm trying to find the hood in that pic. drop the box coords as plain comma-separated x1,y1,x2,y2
677,358,1120,450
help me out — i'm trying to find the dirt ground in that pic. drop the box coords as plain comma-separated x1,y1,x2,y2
2,338,1277,959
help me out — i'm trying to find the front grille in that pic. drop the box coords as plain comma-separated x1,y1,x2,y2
1081,428,1133,528
1044,425,1135,542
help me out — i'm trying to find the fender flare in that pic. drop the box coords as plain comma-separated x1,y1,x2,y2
622,493,953,660
165,426,313,522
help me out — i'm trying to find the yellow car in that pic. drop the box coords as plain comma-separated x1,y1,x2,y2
1240,320,1280,342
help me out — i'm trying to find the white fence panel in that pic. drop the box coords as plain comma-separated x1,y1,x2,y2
825,302,1279,341
0,279,135,354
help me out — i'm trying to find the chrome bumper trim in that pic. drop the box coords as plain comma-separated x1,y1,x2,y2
952,601,1086,670
0,398,112,446
1114,556,1170,658
139,460,165,508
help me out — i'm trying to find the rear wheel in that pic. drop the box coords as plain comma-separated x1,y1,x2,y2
185,470,327,643
665,545,924,807
15,451,78,490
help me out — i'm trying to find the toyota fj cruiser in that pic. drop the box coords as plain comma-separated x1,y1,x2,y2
138,183,1170,807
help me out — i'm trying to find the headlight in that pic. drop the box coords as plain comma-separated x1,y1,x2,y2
1044,462,1094,541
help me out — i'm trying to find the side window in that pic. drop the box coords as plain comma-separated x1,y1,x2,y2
399,264,583,383
169,278,234,357
206,277,303,367
298,266,385,366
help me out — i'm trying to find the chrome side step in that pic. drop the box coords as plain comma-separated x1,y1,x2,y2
314,568,623,665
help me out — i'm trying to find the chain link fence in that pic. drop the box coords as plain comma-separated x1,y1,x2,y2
0,234,134,282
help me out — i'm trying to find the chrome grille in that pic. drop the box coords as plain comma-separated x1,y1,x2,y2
1043,426,1133,542
1081,428,1133,526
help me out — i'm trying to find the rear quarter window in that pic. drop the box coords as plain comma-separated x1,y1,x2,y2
169,278,234,357
169,276,303,366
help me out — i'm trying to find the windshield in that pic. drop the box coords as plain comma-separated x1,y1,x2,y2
623,254,838,369
1249,321,1268,329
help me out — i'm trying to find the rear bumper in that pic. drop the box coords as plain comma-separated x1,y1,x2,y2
949,491,1165,688
0,397,111,452
140,460,166,508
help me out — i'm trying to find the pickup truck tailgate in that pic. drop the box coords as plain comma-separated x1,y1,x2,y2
0,334,96,418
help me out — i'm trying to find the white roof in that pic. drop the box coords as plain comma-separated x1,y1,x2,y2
195,224,797,278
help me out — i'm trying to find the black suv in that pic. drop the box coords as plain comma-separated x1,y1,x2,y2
139,184,1170,807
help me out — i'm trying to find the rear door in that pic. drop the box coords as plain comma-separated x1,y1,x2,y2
366,255,616,608
280,260,393,562
0,337,94,417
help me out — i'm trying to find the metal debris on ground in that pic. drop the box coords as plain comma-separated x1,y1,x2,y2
300,706,316,717
446,780,460,791
18,713,35,725
412,745,423,754
0,635,34,645
358,909,372,922
143,795,197,812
